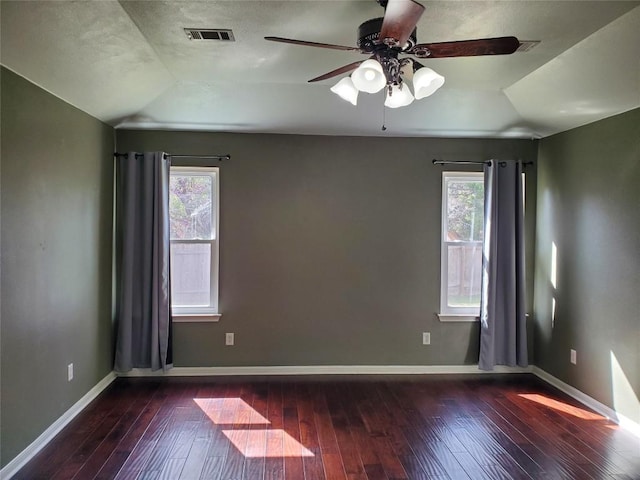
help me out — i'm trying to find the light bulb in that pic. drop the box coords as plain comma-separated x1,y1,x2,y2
351,59,386,94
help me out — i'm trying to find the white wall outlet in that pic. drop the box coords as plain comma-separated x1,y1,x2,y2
422,332,431,345
67,363,74,381
225,332,235,346
570,349,577,365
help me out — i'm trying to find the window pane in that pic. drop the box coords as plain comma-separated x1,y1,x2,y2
170,174,214,240
447,243,482,307
446,179,484,242
170,243,211,307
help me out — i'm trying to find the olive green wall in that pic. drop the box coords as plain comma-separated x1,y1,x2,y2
533,108,640,423
0,68,114,467
117,130,538,368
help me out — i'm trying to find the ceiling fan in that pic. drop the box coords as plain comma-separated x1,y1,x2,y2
265,0,521,107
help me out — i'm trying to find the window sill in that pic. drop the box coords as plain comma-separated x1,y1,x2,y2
437,313,530,322
172,313,221,323
438,314,479,322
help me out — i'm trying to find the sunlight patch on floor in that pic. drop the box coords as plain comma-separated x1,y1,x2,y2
194,397,315,458
518,393,605,420
223,429,315,458
193,398,270,425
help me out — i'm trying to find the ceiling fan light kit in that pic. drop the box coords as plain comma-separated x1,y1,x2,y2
266,0,520,109
333,57,443,107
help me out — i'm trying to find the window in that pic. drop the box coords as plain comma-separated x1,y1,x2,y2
440,172,484,319
169,167,220,320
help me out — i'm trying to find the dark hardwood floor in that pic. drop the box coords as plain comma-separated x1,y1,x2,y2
13,374,640,479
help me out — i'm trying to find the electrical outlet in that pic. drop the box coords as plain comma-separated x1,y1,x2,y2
225,332,235,346
570,349,577,365
68,363,74,381
422,332,431,345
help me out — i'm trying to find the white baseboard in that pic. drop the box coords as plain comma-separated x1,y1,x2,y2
532,366,640,439
0,372,117,480
118,364,533,377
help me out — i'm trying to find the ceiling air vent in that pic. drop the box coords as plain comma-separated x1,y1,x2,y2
184,28,235,41
516,40,541,52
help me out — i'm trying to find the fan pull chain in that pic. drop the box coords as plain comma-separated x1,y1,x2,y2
381,104,387,131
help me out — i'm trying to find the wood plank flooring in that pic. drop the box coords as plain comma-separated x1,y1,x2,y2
12,374,640,479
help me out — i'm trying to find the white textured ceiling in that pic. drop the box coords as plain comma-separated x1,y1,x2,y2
1,0,639,138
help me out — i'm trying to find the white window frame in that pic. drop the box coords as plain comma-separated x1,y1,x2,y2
439,171,484,321
169,166,220,322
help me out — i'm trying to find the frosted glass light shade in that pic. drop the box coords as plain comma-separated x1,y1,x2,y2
384,83,414,108
330,77,359,105
351,59,386,94
413,67,445,99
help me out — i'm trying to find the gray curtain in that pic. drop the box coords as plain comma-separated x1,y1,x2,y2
479,160,528,370
114,152,173,372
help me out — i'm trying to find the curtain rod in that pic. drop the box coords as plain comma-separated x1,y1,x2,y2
170,154,230,160
113,152,230,161
432,159,486,165
432,159,533,166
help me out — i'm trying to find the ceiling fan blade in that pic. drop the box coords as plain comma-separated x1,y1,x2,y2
265,36,359,52
308,61,364,83
410,36,521,58
379,0,425,48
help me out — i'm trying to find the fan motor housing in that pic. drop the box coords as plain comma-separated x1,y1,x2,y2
357,17,417,52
